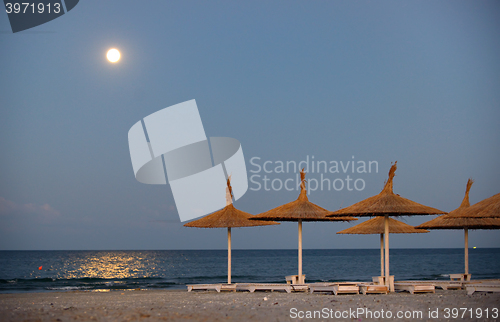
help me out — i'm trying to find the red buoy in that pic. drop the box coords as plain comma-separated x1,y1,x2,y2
38,266,42,270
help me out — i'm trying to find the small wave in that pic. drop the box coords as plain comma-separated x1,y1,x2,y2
150,281,178,286
45,286,92,291
0,279,17,284
0,278,56,284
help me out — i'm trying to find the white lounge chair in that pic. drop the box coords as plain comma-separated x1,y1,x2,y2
291,284,309,292
286,275,306,284
449,273,471,282
186,284,236,292
309,282,359,295
236,283,292,293
309,283,335,294
466,283,500,295
395,280,462,290
394,283,435,294
359,283,388,295
372,276,394,292
333,283,359,295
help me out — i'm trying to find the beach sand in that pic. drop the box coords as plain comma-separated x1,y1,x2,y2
1,289,499,321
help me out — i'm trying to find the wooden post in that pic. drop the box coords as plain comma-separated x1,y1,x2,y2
298,219,303,284
384,215,390,291
464,228,469,275
228,227,231,284
380,233,384,277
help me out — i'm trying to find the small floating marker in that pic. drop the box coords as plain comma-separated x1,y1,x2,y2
473,247,476,249
38,266,42,270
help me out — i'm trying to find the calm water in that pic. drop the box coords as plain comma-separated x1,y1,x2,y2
0,249,499,293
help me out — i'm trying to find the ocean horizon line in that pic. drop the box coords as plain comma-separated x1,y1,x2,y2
1,247,498,252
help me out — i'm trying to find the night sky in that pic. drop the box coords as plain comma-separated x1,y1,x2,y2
1,1,499,250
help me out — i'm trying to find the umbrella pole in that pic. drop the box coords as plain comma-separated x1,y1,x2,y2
298,219,303,284
380,233,384,277
384,215,390,291
228,227,231,284
464,228,469,275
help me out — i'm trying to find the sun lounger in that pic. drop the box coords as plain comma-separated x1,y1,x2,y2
309,283,335,294
236,283,292,293
466,284,500,295
291,284,309,292
359,283,388,295
462,279,500,285
449,273,471,281
434,282,462,290
221,284,237,292
394,283,435,294
308,282,359,295
372,276,394,292
333,283,360,295
286,275,306,284
395,280,462,290
187,284,237,292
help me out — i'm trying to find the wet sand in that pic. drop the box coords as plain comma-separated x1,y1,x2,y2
1,289,499,321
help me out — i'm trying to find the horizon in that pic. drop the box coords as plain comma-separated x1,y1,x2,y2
1,1,499,251
1,247,498,251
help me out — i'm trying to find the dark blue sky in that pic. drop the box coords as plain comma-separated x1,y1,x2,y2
1,1,499,250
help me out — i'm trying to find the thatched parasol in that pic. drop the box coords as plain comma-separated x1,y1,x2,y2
328,162,446,290
338,216,429,235
338,216,428,277
250,169,356,283
416,179,500,275
446,192,500,219
184,177,278,284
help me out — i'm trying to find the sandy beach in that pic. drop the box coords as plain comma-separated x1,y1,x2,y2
1,289,499,322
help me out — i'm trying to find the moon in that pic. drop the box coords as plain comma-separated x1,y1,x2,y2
106,49,121,63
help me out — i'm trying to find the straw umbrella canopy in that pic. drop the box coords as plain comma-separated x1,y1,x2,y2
416,179,500,275
328,162,446,290
446,192,500,219
184,177,278,284
338,216,429,277
250,169,357,284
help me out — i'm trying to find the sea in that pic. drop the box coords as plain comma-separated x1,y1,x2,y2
1,249,499,293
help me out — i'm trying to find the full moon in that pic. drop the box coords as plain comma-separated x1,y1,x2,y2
106,49,121,63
